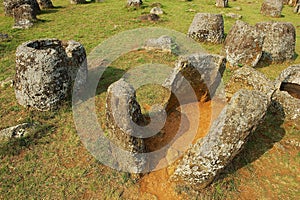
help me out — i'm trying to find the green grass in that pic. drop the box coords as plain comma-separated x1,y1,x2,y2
0,0,300,199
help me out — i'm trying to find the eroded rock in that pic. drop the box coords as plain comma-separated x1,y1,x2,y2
0,123,33,140
106,79,146,172
15,39,87,111
70,0,85,4
13,4,36,29
188,13,224,44
272,65,300,120
150,6,163,15
144,35,178,54
171,90,269,189
3,0,40,16
37,0,53,8
256,22,296,64
294,2,300,13
225,12,242,19
225,67,275,100
261,0,283,17
224,20,264,67
163,53,226,111
127,0,142,7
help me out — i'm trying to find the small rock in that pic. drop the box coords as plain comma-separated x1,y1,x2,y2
37,0,53,8
150,7,163,15
0,33,11,42
127,0,142,7
70,0,86,4
261,0,283,17
216,0,228,7
234,6,242,11
188,13,225,44
144,35,178,54
0,123,33,140
294,3,300,14
225,12,242,19
138,14,160,21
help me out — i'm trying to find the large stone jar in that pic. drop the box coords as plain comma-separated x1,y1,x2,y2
15,39,87,111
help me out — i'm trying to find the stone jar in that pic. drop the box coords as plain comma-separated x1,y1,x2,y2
15,39,87,111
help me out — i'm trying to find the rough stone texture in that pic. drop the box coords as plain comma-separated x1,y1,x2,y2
138,14,159,21
144,35,178,54
13,4,36,29
3,0,40,17
272,65,300,120
106,79,146,172
224,20,264,67
294,3,300,13
70,0,85,4
150,6,163,15
163,53,226,111
216,0,228,7
225,67,275,100
171,90,269,189
288,0,299,6
225,12,242,19
37,0,53,8
127,0,142,7
15,39,87,111
255,22,296,64
261,0,283,17
0,123,32,140
188,13,224,44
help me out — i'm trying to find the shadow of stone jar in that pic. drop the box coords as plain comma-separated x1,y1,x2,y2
15,38,87,111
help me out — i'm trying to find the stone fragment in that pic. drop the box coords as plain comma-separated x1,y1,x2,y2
106,79,146,172
216,0,228,7
255,22,296,64
225,12,242,19
163,53,226,111
225,66,275,100
3,0,40,16
188,13,224,44
13,4,36,29
0,123,32,140
272,65,300,120
150,6,163,15
224,20,264,67
261,0,283,17
172,90,269,189
294,2,300,13
37,0,53,8
127,0,142,7
138,14,159,21
15,39,87,111
144,35,178,54
70,0,85,4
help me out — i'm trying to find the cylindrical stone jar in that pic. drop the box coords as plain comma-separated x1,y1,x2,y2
15,38,87,111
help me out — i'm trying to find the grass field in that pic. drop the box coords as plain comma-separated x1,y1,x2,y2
0,0,299,199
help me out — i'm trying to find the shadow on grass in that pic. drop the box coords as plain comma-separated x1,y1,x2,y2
220,103,286,177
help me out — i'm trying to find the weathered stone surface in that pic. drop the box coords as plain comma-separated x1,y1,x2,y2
224,20,264,67
13,4,36,29
150,6,163,15
216,0,228,7
37,0,53,8
261,0,283,17
163,53,226,111
138,14,159,21
171,90,269,189
3,0,40,16
0,123,32,140
127,0,142,7
225,12,242,19
225,67,275,100
256,22,296,64
188,13,224,44
294,2,300,13
288,0,299,6
144,35,178,54
15,39,87,111
272,65,300,120
106,78,146,172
